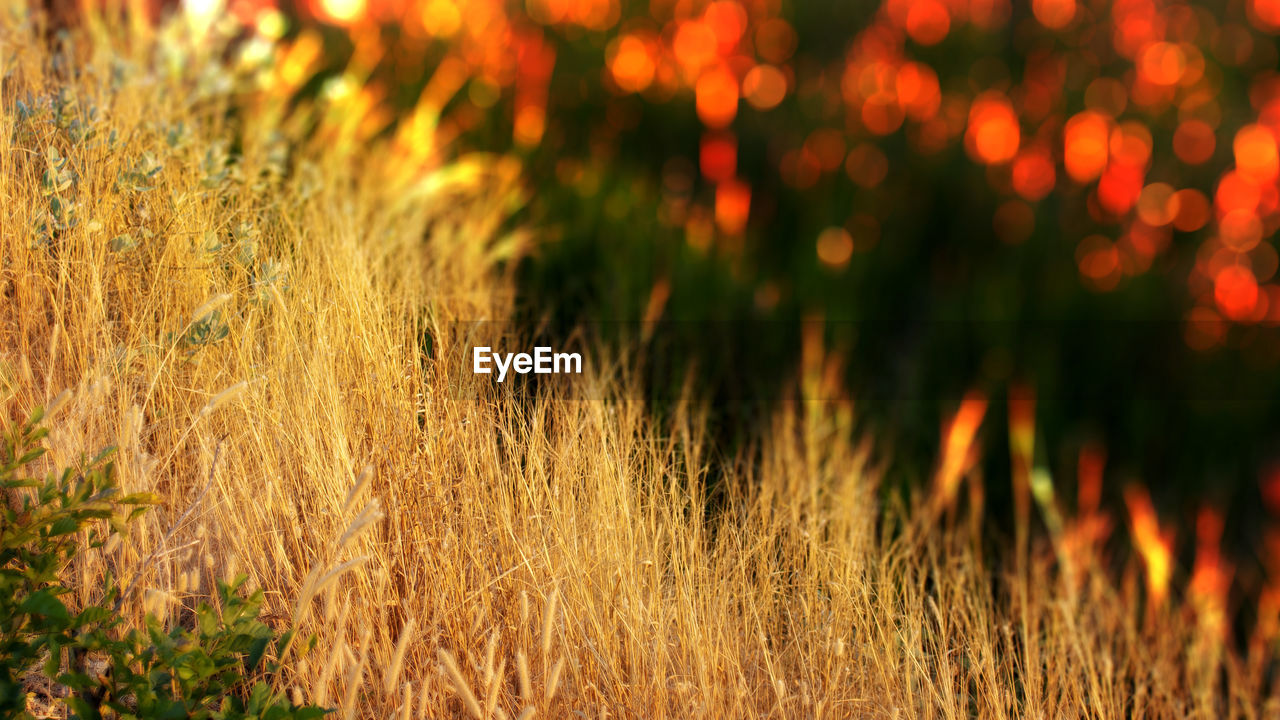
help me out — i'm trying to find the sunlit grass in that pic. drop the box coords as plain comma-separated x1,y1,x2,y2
2,6,1278,718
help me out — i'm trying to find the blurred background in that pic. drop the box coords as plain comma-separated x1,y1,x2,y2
185,0,1280,562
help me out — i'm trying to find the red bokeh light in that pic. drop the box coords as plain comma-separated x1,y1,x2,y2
966,92,1020,165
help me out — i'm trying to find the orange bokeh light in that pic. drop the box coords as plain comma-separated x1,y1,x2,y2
1250,0,1280,32
608,34,656,93
1110,121,1153,167
704,1,748,54
1217,171,1263,215
673,20,718,74
1255,243,1280,283
696,67,739,128
862,96,905,136
895,62,941,120
1112,0,1162,59
1011,147,1056,201
1065,111,1111,182
283,0,1280,338
315,0,365,24
1139,42,1187,86
514,104,547,146
905,0,951,46
844,59,895,106
1096,163,1144,216
715,178,751,234
1235,124,1280,182
1220,209,1264,251
1077,235,1122,289
816,227,855,269
419,0,461,36
805,128,847,172
1172,189,1211,231
1216,265,1261,320
1033,0,1076,29
1125,220,1170,261
527,0,619,29
1173,119,1216,165
846,143,889,188
1136,182,1180,226
754,17,797,64
742,64,787,110
700,132,737,182
966,92,1020,164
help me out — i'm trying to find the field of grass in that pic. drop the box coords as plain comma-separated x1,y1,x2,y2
2,6,1276,718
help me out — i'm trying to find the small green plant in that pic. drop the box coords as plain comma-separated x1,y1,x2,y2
0,408,328,719
233,222,259,268
0,407,144,712
178,310,232,350
109,233,139,253
40,147,75,196
116,152,163,194
200,142,233,190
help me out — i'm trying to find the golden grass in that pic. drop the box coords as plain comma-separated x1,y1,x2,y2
2,7,1277,718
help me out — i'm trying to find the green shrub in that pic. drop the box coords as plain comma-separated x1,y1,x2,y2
0,407,329,719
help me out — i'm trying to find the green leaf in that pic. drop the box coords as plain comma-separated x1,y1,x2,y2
65,695,104,720
246,635,270,671
75,604,115,626
48,515,80,536
56,671,94,691
43,639,61,677
88,446,117,465
153,699,190,719
119,491,160,505
109,233,137,252
21,589,70,624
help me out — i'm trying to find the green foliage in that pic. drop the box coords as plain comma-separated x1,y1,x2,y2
200,143,232,190
20,89,98,249
58,577,326,720
233,222,259,268
116,152,163,194
176,310,232,350
110,233,139,253
40,146,75,196
0,409,328,719
252,259,290,306
0,407,144,711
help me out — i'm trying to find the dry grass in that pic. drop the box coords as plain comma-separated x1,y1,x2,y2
2,7,1277,718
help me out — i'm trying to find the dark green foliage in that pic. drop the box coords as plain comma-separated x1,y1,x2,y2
0,408,329,719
